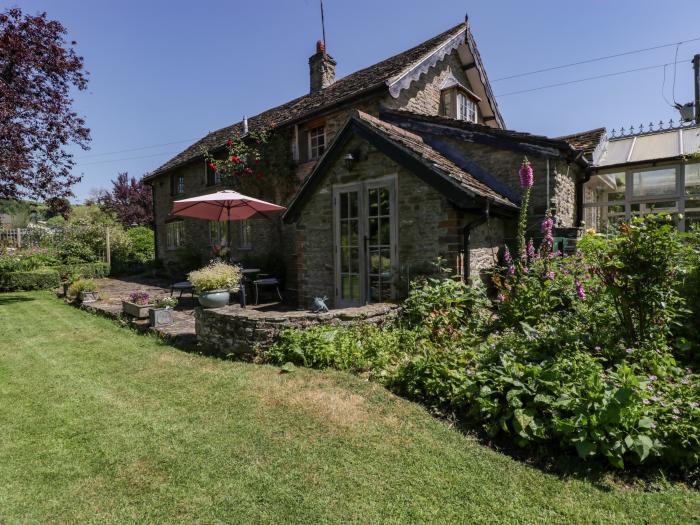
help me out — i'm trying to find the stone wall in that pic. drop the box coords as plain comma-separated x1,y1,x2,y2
382,50,476,120
293,135,507,307
437,138,583,230
195,303,397,358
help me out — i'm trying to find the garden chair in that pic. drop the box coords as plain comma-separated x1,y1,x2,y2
252,277,283,305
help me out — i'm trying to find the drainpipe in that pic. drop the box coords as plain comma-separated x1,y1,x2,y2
462,198,492,282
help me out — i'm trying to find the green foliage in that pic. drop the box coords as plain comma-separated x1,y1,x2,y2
263,324,412,373
154,296,178,309
125,226,154,264
68,278,97,295
0,268,59,291
401,258,490,343
581,214,690,346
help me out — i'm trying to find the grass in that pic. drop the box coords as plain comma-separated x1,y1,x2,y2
0,292,698,524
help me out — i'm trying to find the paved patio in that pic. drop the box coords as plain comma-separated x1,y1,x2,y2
77,276,286,349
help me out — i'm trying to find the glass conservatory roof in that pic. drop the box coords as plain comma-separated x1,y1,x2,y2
594,125,700,167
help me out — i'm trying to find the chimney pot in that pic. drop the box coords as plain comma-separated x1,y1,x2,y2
316,40,325,55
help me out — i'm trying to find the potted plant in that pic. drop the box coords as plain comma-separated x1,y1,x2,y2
188,261,241,308
69,279,99,303
149,296,178,326
122,291,154,318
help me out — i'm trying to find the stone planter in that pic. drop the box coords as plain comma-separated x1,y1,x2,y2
79,291,98,303
198,290,230,309
149,307,174,326
122,300,154,318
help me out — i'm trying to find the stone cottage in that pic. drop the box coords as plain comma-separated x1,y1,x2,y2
144,16,591,308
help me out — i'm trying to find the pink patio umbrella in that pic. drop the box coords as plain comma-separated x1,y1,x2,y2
171,189,286,257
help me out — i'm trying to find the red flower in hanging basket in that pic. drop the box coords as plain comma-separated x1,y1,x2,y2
230,155,241,163
226,139,233,147
243,167,253,175
208,162,218,172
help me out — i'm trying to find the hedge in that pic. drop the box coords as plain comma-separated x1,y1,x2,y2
53,262,110,279
0,269,60,291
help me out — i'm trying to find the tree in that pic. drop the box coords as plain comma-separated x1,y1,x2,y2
98,172,153,227
45,196,71,220
0,8,90,200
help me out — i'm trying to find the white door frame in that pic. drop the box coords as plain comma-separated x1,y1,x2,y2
332,174,398,306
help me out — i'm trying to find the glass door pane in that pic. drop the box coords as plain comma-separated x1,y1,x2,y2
338,190,361,304
366,186,392,302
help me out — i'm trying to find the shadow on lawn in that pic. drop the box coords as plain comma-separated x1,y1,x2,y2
451,418,691,492
0,294,36,306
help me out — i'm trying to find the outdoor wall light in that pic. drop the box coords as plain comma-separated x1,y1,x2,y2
343,152,355,170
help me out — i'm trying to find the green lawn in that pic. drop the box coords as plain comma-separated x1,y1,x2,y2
0,292,698,524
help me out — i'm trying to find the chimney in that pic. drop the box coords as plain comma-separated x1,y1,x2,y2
309,40,336,94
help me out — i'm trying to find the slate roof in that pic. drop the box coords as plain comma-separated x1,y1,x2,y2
556,127,606,158
380,108,588,159
355,112,516,207
146,22,478,180
283,110,517,222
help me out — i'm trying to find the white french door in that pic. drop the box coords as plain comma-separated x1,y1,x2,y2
333,176,397,306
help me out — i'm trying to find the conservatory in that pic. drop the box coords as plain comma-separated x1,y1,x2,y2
585,124,700,232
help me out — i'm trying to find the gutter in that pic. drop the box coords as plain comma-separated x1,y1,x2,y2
462,197,492,282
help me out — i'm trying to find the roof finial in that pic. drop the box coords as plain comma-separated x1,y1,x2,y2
243,116,248,134
464,11,469,24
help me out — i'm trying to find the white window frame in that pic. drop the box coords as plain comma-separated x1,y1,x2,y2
177,174,185,194
456,92,477,123
308,125,326,160
583,162,700,231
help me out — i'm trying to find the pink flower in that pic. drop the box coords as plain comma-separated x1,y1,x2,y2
519,158,533,189
527,238,536,260
546,271,555,280
575,281,586,300
503,246,513,264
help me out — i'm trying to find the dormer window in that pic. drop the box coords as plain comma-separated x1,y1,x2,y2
440,76,481,124
457,92,477,123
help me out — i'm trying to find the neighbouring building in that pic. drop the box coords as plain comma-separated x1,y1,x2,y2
144,16,591,308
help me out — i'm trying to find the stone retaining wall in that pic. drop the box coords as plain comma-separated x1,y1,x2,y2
195,303,398,358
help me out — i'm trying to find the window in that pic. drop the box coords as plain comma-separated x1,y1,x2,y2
209,221,227,246
441,90,452,117
171,173,185,195
206,163,221,186
456,92,477,123
583,165,695,232
309,125,325,160
240,220,252,249
166,221,185,250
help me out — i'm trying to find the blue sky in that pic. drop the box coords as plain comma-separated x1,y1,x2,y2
13,0,700,201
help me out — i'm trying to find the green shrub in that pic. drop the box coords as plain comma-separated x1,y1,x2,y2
0,268,60,291
54,262,110,279
68,278,98,296
263,324,414,373
402,260,490,343
125,226,154,264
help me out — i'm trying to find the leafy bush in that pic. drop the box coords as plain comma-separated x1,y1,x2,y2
401,259,490,343
125,226,154,264
54,262,109,279
263,324,412,373
0,268,60,291
188,261,241,292
580,214,690,346
68,278,98,296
